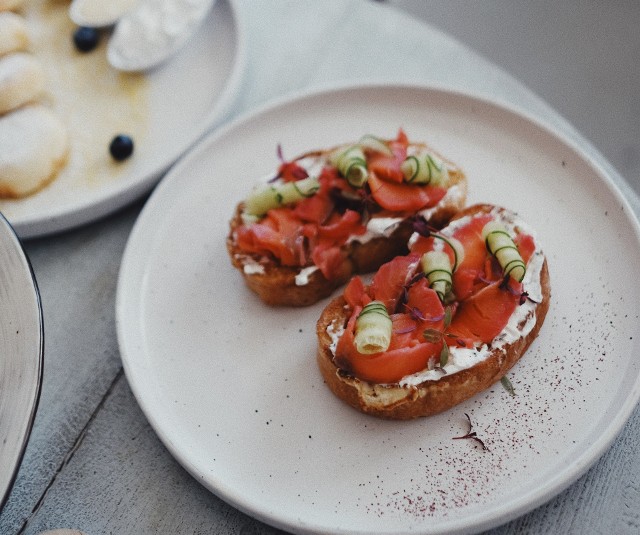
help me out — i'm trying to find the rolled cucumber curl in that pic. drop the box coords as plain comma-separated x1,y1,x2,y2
329,145,368,188
358,134,393,156
421,250,452,301
354,301,392,354
482,220,526,282
243,175,320,218
401,151,449,186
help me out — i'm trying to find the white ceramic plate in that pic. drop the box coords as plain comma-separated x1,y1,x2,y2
116,85,640,534
0,0,245,239
0,213,43,510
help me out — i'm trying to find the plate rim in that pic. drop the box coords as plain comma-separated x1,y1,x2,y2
7,0,248,240
116,81,640,534
0,212,44,512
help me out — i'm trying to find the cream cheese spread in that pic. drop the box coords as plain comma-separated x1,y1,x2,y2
347,216,402,244
295,265,319,286
327,319,345,354
240,256,265,275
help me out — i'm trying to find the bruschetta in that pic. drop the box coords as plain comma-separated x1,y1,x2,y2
316,204,550,419
227,130,467,306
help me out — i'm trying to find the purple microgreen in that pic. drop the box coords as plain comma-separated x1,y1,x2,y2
519,291,540,306
395,286,409,314
452,413,489,451
273,143,309,181
358,185,381,215
394,272,425,314
329,187,375,222
501,375,516,397
500,281,541,306
330,188,361,209
330,187,361,203
479,276,538,307
407,271,426,286
477,274,495,286
406,305,426,322
411,215,436,237
394,324,417,335
499,275,511,291
504,279,522,295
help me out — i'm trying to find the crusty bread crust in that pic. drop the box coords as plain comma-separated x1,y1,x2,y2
227,141,467,307
315,204,551,419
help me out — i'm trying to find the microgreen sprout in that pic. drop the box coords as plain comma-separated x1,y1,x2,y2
501,375,516,397
453,413,489,451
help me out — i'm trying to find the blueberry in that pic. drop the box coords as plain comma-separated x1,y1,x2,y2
73,26,100,53
109,135,134,161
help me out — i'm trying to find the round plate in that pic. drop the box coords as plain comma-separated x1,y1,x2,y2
0,213,43,510
0,0,245,239
116,84,640,534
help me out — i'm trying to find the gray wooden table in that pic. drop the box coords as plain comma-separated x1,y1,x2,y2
1,1,639,533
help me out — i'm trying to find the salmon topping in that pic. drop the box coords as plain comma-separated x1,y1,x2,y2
334,210,537,383
235,130,454,281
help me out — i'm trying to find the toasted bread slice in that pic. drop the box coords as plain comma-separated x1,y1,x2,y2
227,136,467,306
316,204,550,419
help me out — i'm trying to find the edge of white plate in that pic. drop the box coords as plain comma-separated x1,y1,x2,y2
0,213,44,511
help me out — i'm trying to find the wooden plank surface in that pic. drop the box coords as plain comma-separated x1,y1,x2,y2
8,356,640,534
1,198,638,534
19,375,280,535
0,205,140,534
